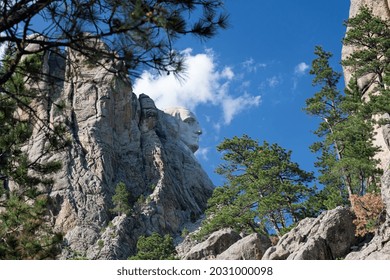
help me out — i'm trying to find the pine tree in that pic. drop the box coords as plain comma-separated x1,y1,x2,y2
1,0,228,85
342,5,390,90
111,182,132,216
304,46,350,208
304,45,382,210
129,232,177,260
339,6,390,235
0,49,64,260
343,5,390,123
0,191,63,259
0,1,229,259
197,135,315,239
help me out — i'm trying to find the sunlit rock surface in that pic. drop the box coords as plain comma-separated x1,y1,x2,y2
25,39,213,259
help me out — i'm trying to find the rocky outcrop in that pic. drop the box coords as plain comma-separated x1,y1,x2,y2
262,207,358,260
345,220,390,260
339,0,390,260
183,229,241,260
23,38,214,259
216,233,271,260
344,168,390,260
342,0,390,81
342,0,390,172
179,229,271,260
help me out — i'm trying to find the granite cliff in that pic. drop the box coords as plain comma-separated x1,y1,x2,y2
342,0,390,259
21,39,213,259
176,0,390,260
15,0,390,260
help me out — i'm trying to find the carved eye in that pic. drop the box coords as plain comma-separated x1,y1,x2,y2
184,118,195,125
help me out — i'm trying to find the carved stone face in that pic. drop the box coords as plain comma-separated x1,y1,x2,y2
164,107,202,152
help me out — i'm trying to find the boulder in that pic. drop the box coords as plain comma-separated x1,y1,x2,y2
346,221,390,260
262,207,359,260
183,229,241,260
216,233,271,260
344,168,390,260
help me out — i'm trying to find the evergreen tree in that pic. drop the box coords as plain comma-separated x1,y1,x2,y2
0,99,63,259
342,5,390,90
197,135,315,239
0,48,65,259
304,46,348,206
343,5,390,121
1,0,228,86
0,190,63,259
304,45,382,210
129,232,176,260
111,182,132,216
0,1,228,259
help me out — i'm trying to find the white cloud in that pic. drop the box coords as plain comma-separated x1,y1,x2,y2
222,92,261,124
133,49,261,125
242,58,267,73
294,62,309,75
267,76,280,88
213,122,222,134
292,62,310,90
195,147,210,161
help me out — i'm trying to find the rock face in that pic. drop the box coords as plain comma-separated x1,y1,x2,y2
340,0,390,259
23,39,213,259
262,207,359,260
183,229,241,260
344,169,390,260
13,1,390,261
216,233,271,260
179,229,271,260
342,0,390,172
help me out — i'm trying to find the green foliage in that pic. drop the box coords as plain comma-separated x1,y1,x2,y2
197,135,315,239
21,53,44,82
129,233,177,260
343,6,390,86
0,192,62,259
1,0,228,82
343,5,390,127
0,0,229,260
304,44,382,210
111,182,132,216
136,194,145,205
181,227,190,238
150,184,156,191
97,240,104,250
0,52,64,259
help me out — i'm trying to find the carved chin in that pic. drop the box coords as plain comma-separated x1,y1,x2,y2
189,144,199,153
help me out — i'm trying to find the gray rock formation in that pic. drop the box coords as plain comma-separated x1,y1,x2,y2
216,233,271,260
183,228,241,260
178,229,271,260
342,0,390,172
262,207,358,260
345,220,390,260
23,38,213,259
340,0,390,260
12,0,390,261
344,168,390,260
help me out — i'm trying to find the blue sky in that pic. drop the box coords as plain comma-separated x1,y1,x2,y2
0,1,351,186
134,0,351,186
